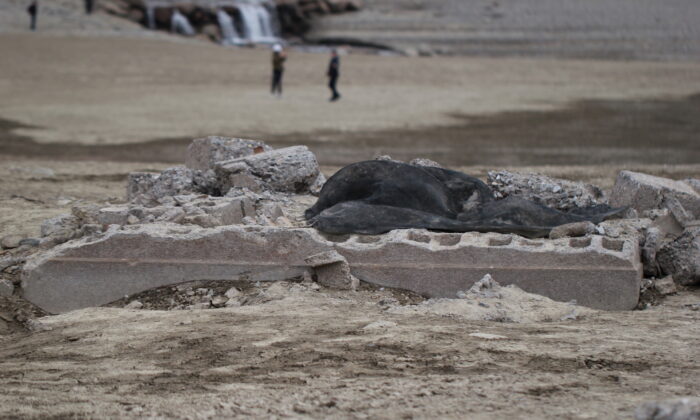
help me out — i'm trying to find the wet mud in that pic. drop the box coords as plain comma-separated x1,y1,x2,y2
2,94,699,167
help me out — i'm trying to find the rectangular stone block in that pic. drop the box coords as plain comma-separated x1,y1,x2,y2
22,225,332,314
335,230,641,311
22,225,641,313
611,170,700,218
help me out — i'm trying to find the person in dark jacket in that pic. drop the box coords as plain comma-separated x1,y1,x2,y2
85,0,94,14
27,1,38,31
327,49,340,101
270,44,286,98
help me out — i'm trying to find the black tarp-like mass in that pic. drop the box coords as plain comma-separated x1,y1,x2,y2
305,160,625,238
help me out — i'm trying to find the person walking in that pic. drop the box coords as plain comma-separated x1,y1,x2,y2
270,44,286,98
327,49,341,101
85,0,94,14
27,1,38,31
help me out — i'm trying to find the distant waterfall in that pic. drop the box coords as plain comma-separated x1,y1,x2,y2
237,2,277,43
217,9,243,45
146,5,155,29
171,10,195,36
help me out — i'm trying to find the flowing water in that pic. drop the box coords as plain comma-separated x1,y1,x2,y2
171,10,196,36
237,2,278,43
217,9,243,45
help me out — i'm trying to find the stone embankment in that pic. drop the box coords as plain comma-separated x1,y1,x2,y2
101,0,362,41
2,136,699,314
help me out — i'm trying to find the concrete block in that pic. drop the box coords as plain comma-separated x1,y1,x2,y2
185,136,272,171
23,225,641,313
305,250,359,290
22,225,330,314
334,229,641,311
95,206,130,226
611,171,700,218
215,146,321,194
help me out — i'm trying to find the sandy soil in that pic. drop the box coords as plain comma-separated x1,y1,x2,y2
311,0,700,61
1,281,699,419
2,34,700,146
1,19,700,419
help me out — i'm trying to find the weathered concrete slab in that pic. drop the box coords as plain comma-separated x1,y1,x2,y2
611,171,700,218
22,225,641,313
22,224,332,314
335,230,641,311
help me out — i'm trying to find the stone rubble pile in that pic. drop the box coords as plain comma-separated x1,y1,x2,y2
5,136,700,314
111,279,322,311
490,169,700,291
33,137,323,251
487,170,607,211
635,397,700,420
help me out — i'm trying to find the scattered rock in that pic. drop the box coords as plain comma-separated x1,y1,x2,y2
487,170,606,211
409,158,442,168
684,178,700,195
211,295,228,307
653,276,677,296
95,206,130,225
128,167,196,206
224,287,241,299
468,332,508,340
635,397,700,420
18,238,40,248
374,155,400,162
362,320,397,330
309,171,326,196
25,319,53,332
641,227,662,277
610,171,700,219
549,221,596,239
215,146,322,194
657,228,700,286
40,214,79,237
1,235,24,249
185,136,272,171
663,196,698,229
0,279,14,297
125,300,143,309
126,172,159,206
0,257,23,272
305,250,359,291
